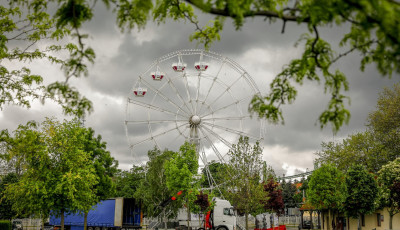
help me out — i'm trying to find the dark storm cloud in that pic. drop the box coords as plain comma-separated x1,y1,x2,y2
2,2,399,174
84,8,399,173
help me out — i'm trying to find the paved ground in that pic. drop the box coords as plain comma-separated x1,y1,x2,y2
285,227,298,230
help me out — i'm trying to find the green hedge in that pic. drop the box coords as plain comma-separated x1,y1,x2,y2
0,220,11,230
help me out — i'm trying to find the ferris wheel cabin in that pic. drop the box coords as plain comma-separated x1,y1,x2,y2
133,88,147,97
172,62,187,72
194,62,209,71
151,71,165,80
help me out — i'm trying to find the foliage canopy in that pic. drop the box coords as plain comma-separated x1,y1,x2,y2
343,164,378,219
0,118,108,230
223,136,267,230
377,158,400,229
307,164,346,211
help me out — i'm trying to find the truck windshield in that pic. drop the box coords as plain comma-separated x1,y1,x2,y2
223,208,235,216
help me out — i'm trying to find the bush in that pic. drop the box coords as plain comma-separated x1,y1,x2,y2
0,220,11,230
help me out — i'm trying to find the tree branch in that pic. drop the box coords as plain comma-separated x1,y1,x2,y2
183,0,309,22
311,25,322,68
385,0,400,6
281,20,287,34
331,40,378,64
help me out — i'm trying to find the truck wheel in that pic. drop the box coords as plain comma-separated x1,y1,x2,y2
216,226,228,230
88,227,93,230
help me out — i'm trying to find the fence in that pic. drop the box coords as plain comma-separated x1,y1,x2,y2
13,218,43,230
278,215,320,227
278,216,301,226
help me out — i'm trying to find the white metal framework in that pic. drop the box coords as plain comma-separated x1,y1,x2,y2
125,49,264,189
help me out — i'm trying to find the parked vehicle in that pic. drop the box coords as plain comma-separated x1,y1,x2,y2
298,220,311,229
49,198,142,230
12,220,23,230
177,198,236,230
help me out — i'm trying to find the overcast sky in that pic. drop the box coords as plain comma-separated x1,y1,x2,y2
2,4,399,178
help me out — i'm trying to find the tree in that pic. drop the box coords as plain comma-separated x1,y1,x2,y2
315,131,388,173
316,83,400,173
81,127,118,230
368,83,400,161
114,166,145,198
0,173,19,220
223,136,267,230
1,118,98,230
0,121,54,225
193,190,215,228
282,180,298,209
263,177,284,221
164,142,200,228
307,164,346,230
201,160,228,196
343,164,378,230
134,147,179,218
2,1,400,131
377,158,400,230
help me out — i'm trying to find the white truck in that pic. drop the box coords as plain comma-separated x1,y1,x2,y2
177,198,236,230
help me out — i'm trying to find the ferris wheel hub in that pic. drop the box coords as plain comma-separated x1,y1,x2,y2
190,115,201,126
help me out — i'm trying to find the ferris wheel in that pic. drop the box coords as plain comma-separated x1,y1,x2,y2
125,49,264,188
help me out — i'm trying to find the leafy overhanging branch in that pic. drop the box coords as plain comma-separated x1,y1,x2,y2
175,0,400,132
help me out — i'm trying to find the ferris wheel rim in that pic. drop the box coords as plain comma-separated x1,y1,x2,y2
125,48,264,174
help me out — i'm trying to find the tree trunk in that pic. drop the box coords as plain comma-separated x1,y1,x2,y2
164,209,167,230
357,214,360,230
84,211,88,230
187,202,191,230
327,210,330,230
347,217,349,230
41,216,46,230
61,210,65,230
245,213,249,230
389,213,393,230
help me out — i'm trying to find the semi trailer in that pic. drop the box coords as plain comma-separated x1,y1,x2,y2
50,198,142,230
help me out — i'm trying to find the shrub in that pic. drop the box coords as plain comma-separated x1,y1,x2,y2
0,220,11,230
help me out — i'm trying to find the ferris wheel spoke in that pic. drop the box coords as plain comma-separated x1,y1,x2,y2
128,98,188,119
166,126,189,150
148,123,161,151
198,127,229,164
206,72,244,110
125,119,187,125
129,123,188,148
195,72,201,114
198,144,208,167
201,115,252,121
167,78,193,115
202,121,260,141
201,95,253,118
182,73,196,113
200,125,233,151
198,59,226,115
199,140,232,193
199,144,226,196
182,73,194,113
139,77,191,116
